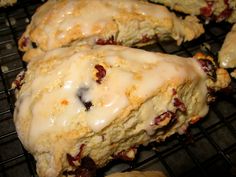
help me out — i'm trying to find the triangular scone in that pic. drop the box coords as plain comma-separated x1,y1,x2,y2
18,0,204,62
150,0,236,23
219,24,236,68
13,45,230,177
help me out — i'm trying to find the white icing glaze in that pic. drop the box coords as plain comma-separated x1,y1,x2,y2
59,1,119,37
58,0,169,36
18,55,94,143
30,0,170,50
86,68,133,131
15,45,208,146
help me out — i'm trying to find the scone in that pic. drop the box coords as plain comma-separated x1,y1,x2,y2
18,0,204,62
106,171,166,177
0,0,16,7
219,24,236,68
149,0,236,23
13,45,230,177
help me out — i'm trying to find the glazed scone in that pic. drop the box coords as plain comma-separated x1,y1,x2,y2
18,0,204,62
219,24,236,69
0,0,16,7
13,45,230,177
106,171,166,177
149,0,236,23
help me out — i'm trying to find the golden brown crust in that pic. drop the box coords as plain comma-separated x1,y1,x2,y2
18,0,204,62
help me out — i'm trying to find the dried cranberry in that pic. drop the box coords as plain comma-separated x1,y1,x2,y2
197,59,216,81
74,144,85,161
77,88,93,111
173,97,186,112
172,89,177,95
200,1,214,17
216,9,232,22
20,37,29,48
140,35,151,43
13,80,21,90
63,156,96,177
66,144,85,167
67,153,76,167
215,6,233,22
96,36,117,45
154,111,176,125
12,71,25,90
95,64,106,84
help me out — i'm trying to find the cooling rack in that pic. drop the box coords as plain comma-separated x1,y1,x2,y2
0,1,236,177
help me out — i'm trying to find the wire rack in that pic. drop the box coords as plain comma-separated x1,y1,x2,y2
0,1,236,177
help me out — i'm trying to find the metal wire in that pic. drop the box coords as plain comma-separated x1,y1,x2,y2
0,1,236,177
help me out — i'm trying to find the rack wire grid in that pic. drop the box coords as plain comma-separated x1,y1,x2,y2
0,1,236,177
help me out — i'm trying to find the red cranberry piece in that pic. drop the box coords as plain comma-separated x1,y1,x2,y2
95,64,106,84
200,2,213,17
173,97,186,112
140,35,151,43
154,111,176,125
20,37,30,48
172,89,177,95
140,34,158,44
12,71,25,90
13,80,21,90
197,59,216,80
66,144,85,167
66,153,76,167
96,36,117,45
216,6,233,22
96,39,106,45
74,144,85,161
63,156,96,177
